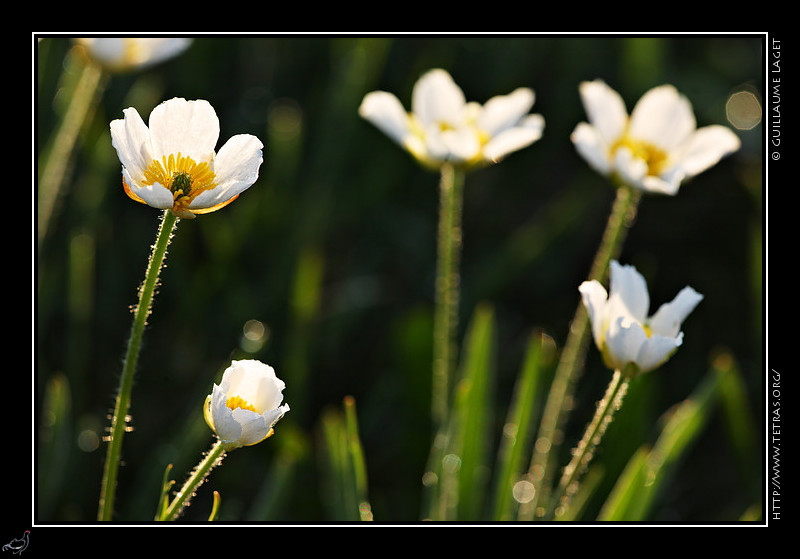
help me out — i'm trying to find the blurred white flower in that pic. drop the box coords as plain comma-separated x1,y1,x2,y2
579,261,703,375
110,97,263,218
359,68,544,170
75,37,191,72
571,79,740,195
204,360,290,450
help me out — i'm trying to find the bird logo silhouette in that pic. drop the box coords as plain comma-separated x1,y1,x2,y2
2,531,29,555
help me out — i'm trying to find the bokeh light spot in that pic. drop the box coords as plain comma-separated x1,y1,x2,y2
726,89,762,130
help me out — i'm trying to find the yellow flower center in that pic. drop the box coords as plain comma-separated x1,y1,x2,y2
611,135,669,176
225,395,258,413
141,152,217,213
406,113,490,169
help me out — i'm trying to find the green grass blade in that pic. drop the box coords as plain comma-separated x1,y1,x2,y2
598,365,721,521
153,463,175,521
37,373,72,518
491,330,548,520
343,396,374,521
713,351,758,484
449,303,495,520
319,397,372,521
596,446,650,521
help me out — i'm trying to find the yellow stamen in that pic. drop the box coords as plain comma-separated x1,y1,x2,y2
139,152,217,213
611,135,669,176
226,395,257,413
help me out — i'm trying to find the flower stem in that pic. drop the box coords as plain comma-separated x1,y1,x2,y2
161,440,227,521
548,369,630,519
431,163,465,430
38,52,106,246
520,184,641,520
98,210,178,521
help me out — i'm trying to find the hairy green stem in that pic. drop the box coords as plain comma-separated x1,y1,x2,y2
98,210,178,521
161,440,227,521
431,163,465,430
520,185,641,520
548,368,630,519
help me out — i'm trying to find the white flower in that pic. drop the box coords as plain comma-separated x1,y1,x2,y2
110,97,263,218
579,261,703,375
359,68,544,170
571,80,740,195
75,37,191,72
204,360,289,450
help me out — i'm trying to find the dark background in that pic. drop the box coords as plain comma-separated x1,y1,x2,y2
34,34,763,524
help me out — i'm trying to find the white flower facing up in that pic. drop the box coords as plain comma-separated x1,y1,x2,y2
359,68,545,170
75,37,191,72
204,360,290,451
579,261,704,376
571,80,741,195
110,97,263,218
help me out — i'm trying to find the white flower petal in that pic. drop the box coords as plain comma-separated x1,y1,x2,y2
605,317,648,371
250,364,286,411
608,261,650,323
358,91,413,148
412,69,466,127
582,261,701,375
231,407,269,446
207,360,288,449
148,98,220,163
110,107,154,180
676,125,741,178
571,122,612,175
613,146,649,190
575,81,738,195
641,170,683,195
361,68,542,169
648,287,704,338
578,80,629,146
130,38,191,68
579,280,609,349
190,134,263,210
635,332,683,373
477,87,535,136
77,37,190,71
483,116,544,162
427,125,481,162
111,98,262,216
211,383,243,444
629,85,696,151
122,167,174,208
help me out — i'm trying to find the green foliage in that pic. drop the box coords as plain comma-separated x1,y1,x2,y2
35,34,763,523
